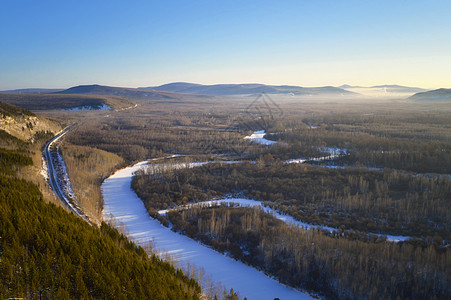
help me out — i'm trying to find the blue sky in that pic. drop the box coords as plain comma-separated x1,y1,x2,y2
1,0,450,89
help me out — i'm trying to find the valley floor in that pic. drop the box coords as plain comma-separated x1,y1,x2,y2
102,161,314,300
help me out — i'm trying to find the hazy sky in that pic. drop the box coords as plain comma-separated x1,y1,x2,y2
1,0,450,90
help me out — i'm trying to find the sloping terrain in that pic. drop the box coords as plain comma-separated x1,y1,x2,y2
339,84,428,98
0,88,64,94
0,101,59,143
0,103,201,299
0,175,200,299
409,88,451,102
55,84,176,101
0,93,134,111
144,82,357,96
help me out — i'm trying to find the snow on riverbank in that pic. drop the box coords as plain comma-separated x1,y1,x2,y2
244,130,348,163
285,147,347,165
62,104,113,111
159,198,411,243
137,158,411,243
244,130,277,145
102,161,313,300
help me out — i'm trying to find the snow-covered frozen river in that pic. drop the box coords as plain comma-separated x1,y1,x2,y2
102,161,313,300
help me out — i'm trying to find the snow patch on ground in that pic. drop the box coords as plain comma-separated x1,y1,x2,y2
243,130,277,145
55,149,76,199
286,147,348,165
116,103,138,111
62,104,113,111
102,161,312,300
40,154,49,181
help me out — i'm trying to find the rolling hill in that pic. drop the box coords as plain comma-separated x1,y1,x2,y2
0,88,64,94
409,88,451,102
55,84,176,100
339,84,428,98
0,93,134,111
143,82,357,96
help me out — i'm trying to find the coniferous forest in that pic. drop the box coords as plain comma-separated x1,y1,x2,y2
0,175,200,299
0,103,200,299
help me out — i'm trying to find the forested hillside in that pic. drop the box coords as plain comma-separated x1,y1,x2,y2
0,103,201,299
0,175,200,299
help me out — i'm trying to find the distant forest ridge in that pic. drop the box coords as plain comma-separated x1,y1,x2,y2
3,83,449,99
0,93,135,111
409,88,451,102
142,82,358,96
54,84,176,100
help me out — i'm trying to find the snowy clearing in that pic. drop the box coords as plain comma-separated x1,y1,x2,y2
243,130,277,145
102,161,313,300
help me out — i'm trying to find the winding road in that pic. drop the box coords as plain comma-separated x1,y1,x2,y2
43,104,140,224
44,125,91,224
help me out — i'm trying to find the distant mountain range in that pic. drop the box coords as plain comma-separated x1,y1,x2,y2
54,84,175,100
339,84,428,97
409,88,451,102
4,84,447,101
142,82,357,96
0,88,64,94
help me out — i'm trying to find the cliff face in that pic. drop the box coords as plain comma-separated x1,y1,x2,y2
0,114,58,142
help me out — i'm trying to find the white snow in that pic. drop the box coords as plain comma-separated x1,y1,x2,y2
286,158,307,164
137,158,411,243
244,130,348,163
102,161,313,300
243,130,277,145
285,147,347,165
384,235,410,242
116,103,138,111
45,127,89,222
40,154,49,181
159,198,411,243
62,104,113,111
160,198,335,231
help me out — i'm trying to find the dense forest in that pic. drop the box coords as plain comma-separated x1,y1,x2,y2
133,162,451,240
0,103,201,299
0,101,35,118
0,148,33,175
0,175,200,299
265,112,451,174
167,205,450,299
65,98,451,177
